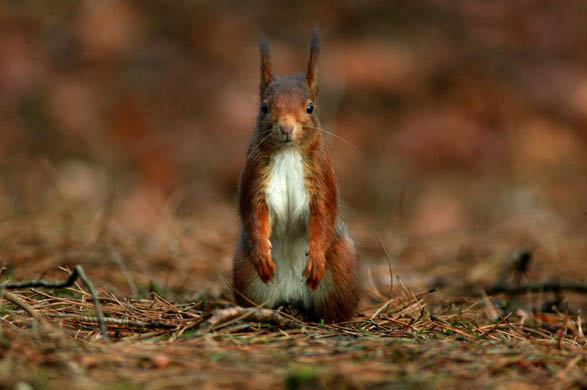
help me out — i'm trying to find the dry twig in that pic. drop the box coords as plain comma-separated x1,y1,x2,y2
201,306,298,331
2,265,109,340
44,313,180,329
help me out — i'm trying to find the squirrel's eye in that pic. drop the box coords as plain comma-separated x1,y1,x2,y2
306,102,314,114
261,102,268,114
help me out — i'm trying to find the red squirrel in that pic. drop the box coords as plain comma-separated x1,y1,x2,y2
232,30,359,323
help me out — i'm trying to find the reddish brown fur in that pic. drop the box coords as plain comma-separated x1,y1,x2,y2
305,27,320,96
237,153,274,283
302,136,337,290
233,30,359,323
321,236,359,322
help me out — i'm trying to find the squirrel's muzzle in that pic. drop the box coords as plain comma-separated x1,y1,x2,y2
279,125,294,141
277,117,297,143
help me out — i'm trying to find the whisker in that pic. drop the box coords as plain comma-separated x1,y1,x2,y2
239,121,359,157
304,125,360,152
247,130,274,159
230,119,274,150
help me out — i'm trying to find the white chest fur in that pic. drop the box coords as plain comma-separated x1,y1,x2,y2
266,149,309,231
248,149,331,309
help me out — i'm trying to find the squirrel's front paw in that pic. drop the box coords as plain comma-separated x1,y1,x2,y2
253,247,276,283
303,252,326,290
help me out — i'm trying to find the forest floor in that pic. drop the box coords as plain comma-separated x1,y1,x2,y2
0,204,585,390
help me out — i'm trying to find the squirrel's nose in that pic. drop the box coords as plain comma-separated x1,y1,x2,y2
279,125,294,136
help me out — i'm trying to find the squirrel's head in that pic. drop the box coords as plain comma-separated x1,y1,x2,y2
256,29,321,147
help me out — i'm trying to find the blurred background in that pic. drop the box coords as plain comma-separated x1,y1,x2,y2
0,0,585,297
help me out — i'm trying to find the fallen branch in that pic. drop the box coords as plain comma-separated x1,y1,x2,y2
485,249,587,295
486,282,587,295
201,307,298,331
2,265,109,340
496,249,532,286
44,313,180,329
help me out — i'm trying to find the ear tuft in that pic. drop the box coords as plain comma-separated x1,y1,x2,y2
259,38,273,95
306,27,320,96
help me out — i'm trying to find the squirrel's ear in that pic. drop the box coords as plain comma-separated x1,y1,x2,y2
259,38,273,95
306,28,320,96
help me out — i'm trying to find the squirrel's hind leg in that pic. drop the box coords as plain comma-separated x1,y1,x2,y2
232,240,258,307
314,237,360,323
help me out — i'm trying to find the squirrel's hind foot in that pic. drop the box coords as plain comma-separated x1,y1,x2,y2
276,303,313,323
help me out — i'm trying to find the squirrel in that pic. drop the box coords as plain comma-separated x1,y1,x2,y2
232,30,359,323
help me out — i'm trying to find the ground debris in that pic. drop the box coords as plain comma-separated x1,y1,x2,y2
1,261,585,389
